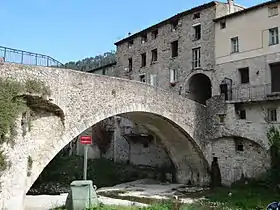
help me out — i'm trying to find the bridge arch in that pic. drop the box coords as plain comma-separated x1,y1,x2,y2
0,63,210,208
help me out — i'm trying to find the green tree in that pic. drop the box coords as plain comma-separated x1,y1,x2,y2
64,51,116,71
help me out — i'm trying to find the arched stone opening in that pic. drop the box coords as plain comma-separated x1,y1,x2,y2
188,73,212,105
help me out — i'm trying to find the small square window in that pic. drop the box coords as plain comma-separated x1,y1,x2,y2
239,110,246,119
234,137,244,152
141,53,146,67
152,29,158,39
171,19,179,31
239,67,249,84
139,74,146,83
268,109,277,122
171,40,178,58
231,37,239,53
151,49,158,62
193,13,200,19
268,6,278,17
269,27,279,46
128,40,134,49
141,34,148,44
220,20,226,29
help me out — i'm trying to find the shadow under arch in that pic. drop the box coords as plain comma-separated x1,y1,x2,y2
24,110,210,195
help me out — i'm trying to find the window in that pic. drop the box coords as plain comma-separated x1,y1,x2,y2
220,20,226,29
193,13,200,19
151,49,158,62
169,69,177,83
192,47,201,69
234,137,244,152
152,29,158,39
171,40,178,58
268,6,278,17
239,67,249,84
171,19,179,31
141,34,147,44
128,40,134,49
128,58,132,72
139,74,146,83
231,37,239,53
150,74,157,86
268,109,277,122
239,110,246,119
193,24,201,41
269,27,279,45
141,53,146,67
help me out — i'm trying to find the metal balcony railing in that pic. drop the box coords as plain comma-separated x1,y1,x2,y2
229,83,280,102
0,46,64,67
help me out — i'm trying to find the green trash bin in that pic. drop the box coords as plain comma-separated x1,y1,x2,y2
70,180,99,210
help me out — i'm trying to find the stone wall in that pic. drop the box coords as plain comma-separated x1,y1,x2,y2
115,4,219,95
0,63,210,209
75,117,172,168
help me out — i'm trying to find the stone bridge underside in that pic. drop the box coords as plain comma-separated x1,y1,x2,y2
0,63,210,209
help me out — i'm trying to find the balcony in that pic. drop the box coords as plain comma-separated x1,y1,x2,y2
227,83,280,103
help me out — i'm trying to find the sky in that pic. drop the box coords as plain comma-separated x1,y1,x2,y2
0,0,267,63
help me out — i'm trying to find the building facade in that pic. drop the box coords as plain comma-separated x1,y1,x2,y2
77,0,280,186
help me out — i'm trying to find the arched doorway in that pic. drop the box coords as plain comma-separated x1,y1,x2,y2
188,73,212,104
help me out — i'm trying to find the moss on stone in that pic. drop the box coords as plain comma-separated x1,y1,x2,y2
0,77,51,172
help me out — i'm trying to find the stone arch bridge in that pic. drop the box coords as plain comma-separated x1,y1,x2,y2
0,63,269,209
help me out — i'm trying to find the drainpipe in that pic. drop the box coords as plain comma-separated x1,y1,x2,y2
228,0,235,14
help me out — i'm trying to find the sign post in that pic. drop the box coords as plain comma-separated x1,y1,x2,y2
80,136,92,180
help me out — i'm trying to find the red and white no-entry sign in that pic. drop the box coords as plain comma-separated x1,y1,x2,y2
80,136,92,145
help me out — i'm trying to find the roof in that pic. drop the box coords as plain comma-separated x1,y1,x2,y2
214,0,280,22
114,1,218,46
87,61,117,73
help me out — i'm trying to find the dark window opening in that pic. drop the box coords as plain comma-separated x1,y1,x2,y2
152,29,158,39
239,110,246,119
141,53,146,67
193,25,201,41
139,74,146,83
270,62,280,92
220,20,226,29
171,40,178,58
239,67,249,84
171,19,179,31
234,137,244,152
268,109,277,122
128,58,132,72
141,34,148,44
151,49,158,62
237,144,244,152
213,157,218,162
128,40,134,48
193,13,200,19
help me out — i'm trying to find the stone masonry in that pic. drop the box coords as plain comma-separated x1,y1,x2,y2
0,63,211,209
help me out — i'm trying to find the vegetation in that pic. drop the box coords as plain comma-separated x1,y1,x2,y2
64,51,116,72
0,78,50,172
27,155,33,177
28,156,165,195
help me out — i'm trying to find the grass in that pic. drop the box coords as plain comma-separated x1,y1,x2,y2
51,182,280,210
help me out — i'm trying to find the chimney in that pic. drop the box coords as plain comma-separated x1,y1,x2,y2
228,0,235,14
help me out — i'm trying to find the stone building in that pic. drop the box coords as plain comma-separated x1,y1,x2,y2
76,0,280,185
114,0,244,104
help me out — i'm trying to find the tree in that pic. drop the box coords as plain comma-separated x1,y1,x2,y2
64,51,116,71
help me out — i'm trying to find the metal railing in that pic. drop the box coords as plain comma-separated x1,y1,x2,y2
229,83,280,102
0,46,64,67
